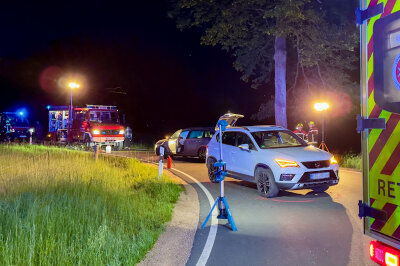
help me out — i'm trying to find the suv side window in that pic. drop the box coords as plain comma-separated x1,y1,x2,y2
237,132,255,150
188,130,204,139
222,132,236,146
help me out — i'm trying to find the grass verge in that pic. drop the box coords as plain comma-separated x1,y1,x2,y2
0,144,182,265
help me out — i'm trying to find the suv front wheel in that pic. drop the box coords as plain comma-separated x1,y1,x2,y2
255,167,279,198
207,157,218,183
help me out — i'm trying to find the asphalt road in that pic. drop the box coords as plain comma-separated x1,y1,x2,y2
112,151,374,265
168,158,374,266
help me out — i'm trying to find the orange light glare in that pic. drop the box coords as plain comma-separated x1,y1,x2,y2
314,102,329,112
274,159,299,168
330,156,338,165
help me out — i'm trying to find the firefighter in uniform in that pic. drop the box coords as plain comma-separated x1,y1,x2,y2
293,123,307,140
307,121,319,143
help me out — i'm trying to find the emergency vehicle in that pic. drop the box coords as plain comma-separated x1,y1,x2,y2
47,104,124,149
0,112,33,142
358,1,400,265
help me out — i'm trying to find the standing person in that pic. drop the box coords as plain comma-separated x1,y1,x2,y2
124,126,132,148
307,121,319,143
293,123,307,140
35,121,43,143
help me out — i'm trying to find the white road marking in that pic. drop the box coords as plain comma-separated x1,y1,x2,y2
171,168,218,266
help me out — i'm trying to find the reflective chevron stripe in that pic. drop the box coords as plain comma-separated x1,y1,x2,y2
367,0,400,241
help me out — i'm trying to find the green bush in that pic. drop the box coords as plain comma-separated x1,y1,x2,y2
0,145,182,265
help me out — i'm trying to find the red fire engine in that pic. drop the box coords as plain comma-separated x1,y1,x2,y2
47,104,125,149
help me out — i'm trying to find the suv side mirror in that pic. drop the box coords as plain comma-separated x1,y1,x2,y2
238,144,250,151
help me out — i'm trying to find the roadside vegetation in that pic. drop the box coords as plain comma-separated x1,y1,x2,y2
0,145,182,265
337,153,362,170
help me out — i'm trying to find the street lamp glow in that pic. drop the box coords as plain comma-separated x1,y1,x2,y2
314,102,329,112
68,82,80,89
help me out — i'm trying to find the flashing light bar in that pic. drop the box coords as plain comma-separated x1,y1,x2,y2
370,241,400,266
86,105,117,110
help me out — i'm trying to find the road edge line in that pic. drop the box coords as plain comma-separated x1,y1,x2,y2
171,168,218,266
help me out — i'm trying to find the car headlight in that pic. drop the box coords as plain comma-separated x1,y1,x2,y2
330,156,338,165
274,159,300,168
93,129,100,135
119,130,124,135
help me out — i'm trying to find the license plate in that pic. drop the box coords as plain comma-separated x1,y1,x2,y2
310,172,330,180
106,137,115,141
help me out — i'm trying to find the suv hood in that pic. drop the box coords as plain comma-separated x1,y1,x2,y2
266,145,331,162
156,138,168,144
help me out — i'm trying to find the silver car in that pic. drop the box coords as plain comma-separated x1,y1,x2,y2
155,127,215,161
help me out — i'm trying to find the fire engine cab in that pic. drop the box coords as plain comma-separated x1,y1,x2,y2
358,2,400,265
47,104,125,149
0,112,33,142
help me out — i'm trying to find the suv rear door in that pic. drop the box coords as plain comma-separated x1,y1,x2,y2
220,131,237,172
230,132,256,178
182,130,204,156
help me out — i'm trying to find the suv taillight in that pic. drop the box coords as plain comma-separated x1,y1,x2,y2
370,241,400,266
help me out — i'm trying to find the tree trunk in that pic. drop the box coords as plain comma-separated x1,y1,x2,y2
273,36,287,128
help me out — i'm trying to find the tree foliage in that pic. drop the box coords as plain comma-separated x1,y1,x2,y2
169,0,358,124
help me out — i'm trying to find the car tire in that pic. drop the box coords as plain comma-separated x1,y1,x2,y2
207,157,218,183
198,147,207,162
255,167,279,198
312,184,330,193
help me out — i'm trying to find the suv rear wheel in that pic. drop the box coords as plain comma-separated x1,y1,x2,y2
207,157,218,183
255,167,279,198
198,147,207,161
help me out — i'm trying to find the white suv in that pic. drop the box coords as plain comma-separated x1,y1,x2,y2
206,126,339,198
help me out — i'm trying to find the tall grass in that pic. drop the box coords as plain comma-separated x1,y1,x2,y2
0,145,182,265
337,153,362,170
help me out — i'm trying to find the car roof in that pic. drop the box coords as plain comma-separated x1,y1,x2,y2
225,125,286,132
181,127,215,131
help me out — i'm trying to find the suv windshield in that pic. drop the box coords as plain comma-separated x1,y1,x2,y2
251,130,307,149
89,111,119,123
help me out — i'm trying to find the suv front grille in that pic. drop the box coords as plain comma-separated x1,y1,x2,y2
302,160,330,169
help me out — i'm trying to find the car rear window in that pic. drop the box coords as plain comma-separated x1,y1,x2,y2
204,131,214,138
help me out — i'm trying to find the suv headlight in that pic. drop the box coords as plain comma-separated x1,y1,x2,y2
330,156,338,164
274,159,300,168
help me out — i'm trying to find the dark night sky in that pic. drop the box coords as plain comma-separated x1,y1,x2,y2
0,0,360,151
